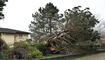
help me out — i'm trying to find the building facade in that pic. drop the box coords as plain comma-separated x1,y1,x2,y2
0,28,30,46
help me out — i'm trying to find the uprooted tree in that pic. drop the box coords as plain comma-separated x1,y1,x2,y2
46,6,100,54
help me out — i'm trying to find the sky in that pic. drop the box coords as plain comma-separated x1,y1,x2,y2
0,0,105,32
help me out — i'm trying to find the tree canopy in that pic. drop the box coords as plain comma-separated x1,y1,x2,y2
0,0,8,19
29,3,100,54
46,6,100,54
29,2,63,42
64,6,100,42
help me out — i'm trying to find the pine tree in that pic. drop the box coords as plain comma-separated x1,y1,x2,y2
64,6,100,43
29,2,62,42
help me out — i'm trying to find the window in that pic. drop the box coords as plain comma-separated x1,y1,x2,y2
18,34,22,39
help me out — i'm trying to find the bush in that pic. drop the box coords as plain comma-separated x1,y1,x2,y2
0,38,9,59
33,43,51,55
9,41,44,59
0,38,9,52
8,41,29,59
28,46,43,59
26,39,33,45
34,43,47,49
0,50,9,59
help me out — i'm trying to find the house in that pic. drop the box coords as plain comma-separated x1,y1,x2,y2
0,28,30,46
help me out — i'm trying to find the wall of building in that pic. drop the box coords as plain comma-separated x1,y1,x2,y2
1,33,29,46
15,34,28,42
1,33,15,46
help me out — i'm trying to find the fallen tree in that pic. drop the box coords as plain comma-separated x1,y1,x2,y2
46,6,100,54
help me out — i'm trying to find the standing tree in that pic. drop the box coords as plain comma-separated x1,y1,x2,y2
0,0,8,58
0,0,8,19
29,2,63,42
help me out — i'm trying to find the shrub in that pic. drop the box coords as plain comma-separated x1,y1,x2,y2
0,50,10,59
0,38,9,52
8,41,29,59
26,39,33,45
34,43,47,49
28,46,43,59
9,41,43,59
33,43,51,55
14,41,29,49
0,38,9,59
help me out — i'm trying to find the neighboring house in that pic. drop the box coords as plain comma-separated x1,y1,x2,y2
0,28,30,46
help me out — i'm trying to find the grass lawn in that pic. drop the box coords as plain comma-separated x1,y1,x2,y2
72,52,105,60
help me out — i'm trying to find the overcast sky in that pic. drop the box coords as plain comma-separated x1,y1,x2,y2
0,0,105,32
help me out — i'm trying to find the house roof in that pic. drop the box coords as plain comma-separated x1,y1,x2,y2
0,28,30,34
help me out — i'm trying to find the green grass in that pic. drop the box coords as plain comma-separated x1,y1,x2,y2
72,52,105,60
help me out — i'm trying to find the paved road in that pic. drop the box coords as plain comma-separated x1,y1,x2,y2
73,52,105,60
